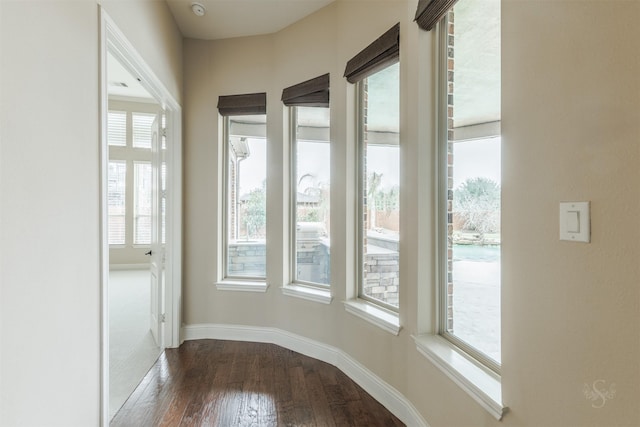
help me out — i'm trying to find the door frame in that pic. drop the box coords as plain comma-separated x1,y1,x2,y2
99,7,182,426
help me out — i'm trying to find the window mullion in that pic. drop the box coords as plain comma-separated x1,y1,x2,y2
289,107,298,284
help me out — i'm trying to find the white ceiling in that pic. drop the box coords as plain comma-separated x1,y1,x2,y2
161,0,499,130
107,51,155,100
166,0,335,40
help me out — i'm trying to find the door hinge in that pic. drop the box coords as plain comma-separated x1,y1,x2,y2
160,313,166,323
161,127,167,138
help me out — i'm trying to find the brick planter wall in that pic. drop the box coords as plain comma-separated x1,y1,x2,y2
364,252,400,307
296,240,330,284
446,10,455,332
228,241,267,276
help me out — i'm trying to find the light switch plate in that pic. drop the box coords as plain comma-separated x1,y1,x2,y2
560,201,590,242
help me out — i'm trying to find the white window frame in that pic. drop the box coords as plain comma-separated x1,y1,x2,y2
219,116,268,288
132,160,152,246
107,101,158,249
411,12,506,422
107,159,127,246
288,106,331,291
343,65,401,336
437,12,501,375
355,68,400,314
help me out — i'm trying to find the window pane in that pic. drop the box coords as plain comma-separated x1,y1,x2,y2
108,161,126,244
161,113,167,244
132,112,155,149
294,107,330,286
444,0,501,364
361,62,400,308
450,138,501,362
108,111,126,147
161,113,167,150
134,162,152,245
161,163,166,245
227,115,267,278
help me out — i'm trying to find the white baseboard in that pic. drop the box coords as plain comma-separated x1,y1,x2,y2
182,323,429,427
109,263,149,271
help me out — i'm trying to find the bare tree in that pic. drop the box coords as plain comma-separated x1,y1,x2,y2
454,177,500,237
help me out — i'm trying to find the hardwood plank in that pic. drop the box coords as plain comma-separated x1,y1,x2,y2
303,364,336,427
236,353,261,426
273,344,293,405
257,344,278,426
175,344,221,426
111,340,405,427
329,403,354,426
359,387,406,427
212,381,244,427
276,399,296,427
334,369,362,402
198,358,233,425
289,365,315,426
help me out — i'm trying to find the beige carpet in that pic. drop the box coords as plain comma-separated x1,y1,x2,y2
109,269,162,420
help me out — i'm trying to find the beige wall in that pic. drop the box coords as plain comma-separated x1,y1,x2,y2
100,0,183,103
183,1,640,426
0,0,182,425
500,1,640,425
1,0,638,425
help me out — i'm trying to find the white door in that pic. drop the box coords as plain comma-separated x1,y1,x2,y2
149,113,166,347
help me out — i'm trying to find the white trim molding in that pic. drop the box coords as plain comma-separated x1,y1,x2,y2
182,324,428,427
413,334,507,420
100,7,184,425
215,280,269,292
282,283,333,304
109,263,149,271
343,299,401,335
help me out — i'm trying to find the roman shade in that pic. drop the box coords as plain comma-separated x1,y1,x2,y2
217,92,267,116
282,74,330,107
415,0,459,31
343,23,400,84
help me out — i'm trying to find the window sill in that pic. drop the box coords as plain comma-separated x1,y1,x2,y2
343,299,401,335
215,279,269,293
282,283,332,304
412,334,507,420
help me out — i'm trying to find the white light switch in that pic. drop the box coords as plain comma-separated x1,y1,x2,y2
566,211,580,233
560,202,590,243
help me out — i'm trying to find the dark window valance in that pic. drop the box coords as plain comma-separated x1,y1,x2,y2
217,93,266,116
415,0,459,32
343,23,400,84
282,74,330,108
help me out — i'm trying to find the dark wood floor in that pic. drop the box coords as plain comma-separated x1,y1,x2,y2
111,339,404,427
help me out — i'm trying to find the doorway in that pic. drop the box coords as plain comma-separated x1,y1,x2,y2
100,9,182,425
